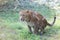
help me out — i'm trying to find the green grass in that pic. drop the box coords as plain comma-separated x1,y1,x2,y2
0,10,60,40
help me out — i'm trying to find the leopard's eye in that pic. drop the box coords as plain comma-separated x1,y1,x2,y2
22,15,25,16
20,14,25,16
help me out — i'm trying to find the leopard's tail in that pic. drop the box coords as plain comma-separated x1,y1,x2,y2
47,15,56,26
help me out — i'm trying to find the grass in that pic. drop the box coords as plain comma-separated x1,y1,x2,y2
0,10,60,40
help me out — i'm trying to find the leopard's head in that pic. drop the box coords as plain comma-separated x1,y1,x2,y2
19,10,32,22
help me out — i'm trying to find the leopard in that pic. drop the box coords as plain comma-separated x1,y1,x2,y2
19,10,56,35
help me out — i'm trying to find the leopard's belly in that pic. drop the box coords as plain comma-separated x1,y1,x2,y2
27,22,34,27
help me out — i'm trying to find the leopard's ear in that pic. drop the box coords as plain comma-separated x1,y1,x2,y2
26,10,29,13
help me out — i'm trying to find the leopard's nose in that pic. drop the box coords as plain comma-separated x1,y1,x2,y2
20,16,24,21
20,17,25,21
